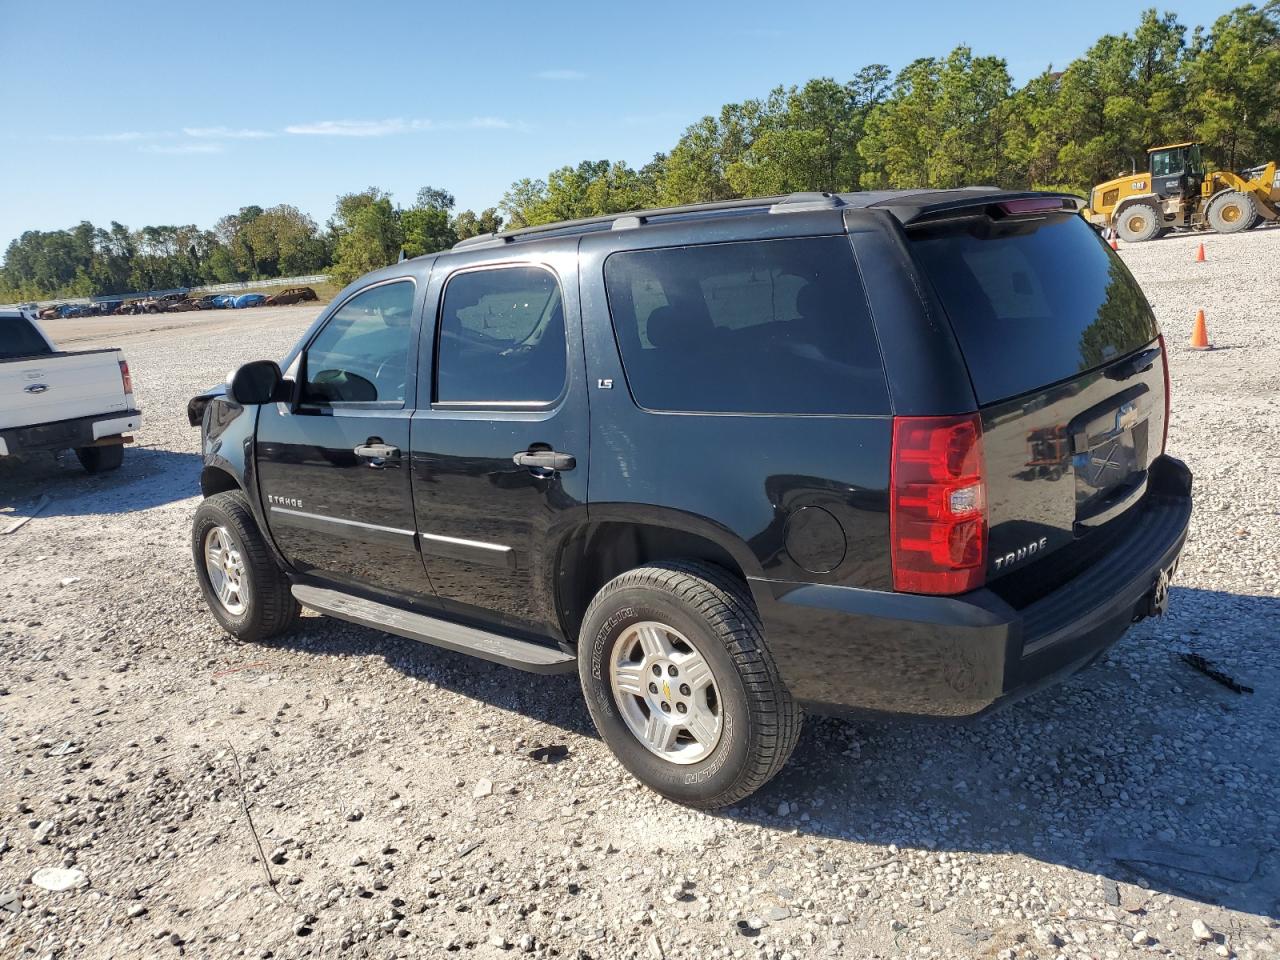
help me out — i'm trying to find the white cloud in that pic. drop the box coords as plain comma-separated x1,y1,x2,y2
284,118,432,137
534,68,586,81
183,126,274,139
50,130,166,143
139,142,224,155
467,116,515,129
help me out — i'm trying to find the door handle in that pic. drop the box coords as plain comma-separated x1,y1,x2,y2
354,442,400,459
512,449,576,472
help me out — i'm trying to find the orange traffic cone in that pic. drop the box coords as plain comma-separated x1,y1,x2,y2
1110,236,1119,251
1189,309,1212,350
1195,242,1206,262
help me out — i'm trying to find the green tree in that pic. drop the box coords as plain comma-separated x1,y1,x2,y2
860,48,1017,190
238,205,326,277
402,185,458,256
1186,2,1280,170
500,160,658,227
661,100,770,204
453,207,504,240
328,188,402,285
1033,11,1190,189
727,69,890,195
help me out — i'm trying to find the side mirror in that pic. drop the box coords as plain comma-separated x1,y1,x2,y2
227,360,287,405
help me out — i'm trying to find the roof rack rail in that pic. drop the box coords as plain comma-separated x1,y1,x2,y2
450,192,848,251
768,192,846,213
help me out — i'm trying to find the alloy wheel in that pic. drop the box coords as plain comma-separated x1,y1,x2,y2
204,525,247,615
609,620,723,764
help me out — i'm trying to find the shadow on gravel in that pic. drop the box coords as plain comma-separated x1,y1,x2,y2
720,585,1280,920
272,615,595,738
256,584,1279,918
0,446,201,516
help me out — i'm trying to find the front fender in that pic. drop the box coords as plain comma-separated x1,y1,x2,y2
1114,193,1161,216
198,398,284,568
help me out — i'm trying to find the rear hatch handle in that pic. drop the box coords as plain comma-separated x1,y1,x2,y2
1104,345,1162,381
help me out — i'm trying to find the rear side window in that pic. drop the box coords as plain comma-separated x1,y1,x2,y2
909,214,1158,404
435,265,566,404
603,237,888,414
1,315,53,359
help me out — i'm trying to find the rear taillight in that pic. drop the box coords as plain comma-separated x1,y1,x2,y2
1157,333,1171,453
890,413,987,595
119,359,134,397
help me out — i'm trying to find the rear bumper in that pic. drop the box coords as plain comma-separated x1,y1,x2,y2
751,455,1192,717
0,409,141,457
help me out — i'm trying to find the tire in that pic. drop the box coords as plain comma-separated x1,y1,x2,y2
1206,190,1256,235
577,560,802,809
1116,204,1161,242
75,443,124,473
191,490,299,642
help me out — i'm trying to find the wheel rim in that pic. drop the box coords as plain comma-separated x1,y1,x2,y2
204,526,247,615
1221,204,1242,223
609,621,723,765
1128,214,1147,233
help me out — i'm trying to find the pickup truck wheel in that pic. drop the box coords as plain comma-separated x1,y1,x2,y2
192,491,299,642
578,561,801,809
75,443,123,473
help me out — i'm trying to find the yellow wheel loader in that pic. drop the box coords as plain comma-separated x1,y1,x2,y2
1084,142,1280,242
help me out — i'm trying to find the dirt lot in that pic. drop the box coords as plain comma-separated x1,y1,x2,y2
2,231,1279,960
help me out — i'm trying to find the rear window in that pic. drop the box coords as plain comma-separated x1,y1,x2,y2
603,237,888,415
909,214,1158,404
0,314,53,360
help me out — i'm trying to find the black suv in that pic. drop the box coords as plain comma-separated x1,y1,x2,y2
188,189,1192,808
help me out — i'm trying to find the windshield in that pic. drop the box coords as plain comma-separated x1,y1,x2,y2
1150,149,1185,177
909,214,1158,404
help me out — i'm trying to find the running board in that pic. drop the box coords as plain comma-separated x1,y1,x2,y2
291,584,576,674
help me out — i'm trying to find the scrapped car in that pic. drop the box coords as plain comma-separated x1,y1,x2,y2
188,189,1192,808
233,293,267,309
265,286,318,306
137,293,187,314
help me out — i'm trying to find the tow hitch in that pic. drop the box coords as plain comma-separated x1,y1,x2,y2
1145,560,1178,618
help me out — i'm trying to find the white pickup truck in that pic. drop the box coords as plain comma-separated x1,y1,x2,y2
1,309,141,473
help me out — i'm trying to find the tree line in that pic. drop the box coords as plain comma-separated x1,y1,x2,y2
0,191,503,302
4,4,1277,302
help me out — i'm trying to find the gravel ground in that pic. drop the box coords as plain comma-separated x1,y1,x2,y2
2,229,1279,960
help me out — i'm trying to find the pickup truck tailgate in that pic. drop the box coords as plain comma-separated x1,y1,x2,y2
0,349,130,430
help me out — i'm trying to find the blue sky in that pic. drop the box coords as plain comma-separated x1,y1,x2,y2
0,0,1239,252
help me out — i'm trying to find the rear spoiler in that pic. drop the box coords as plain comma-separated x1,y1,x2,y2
874,191,1087,227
